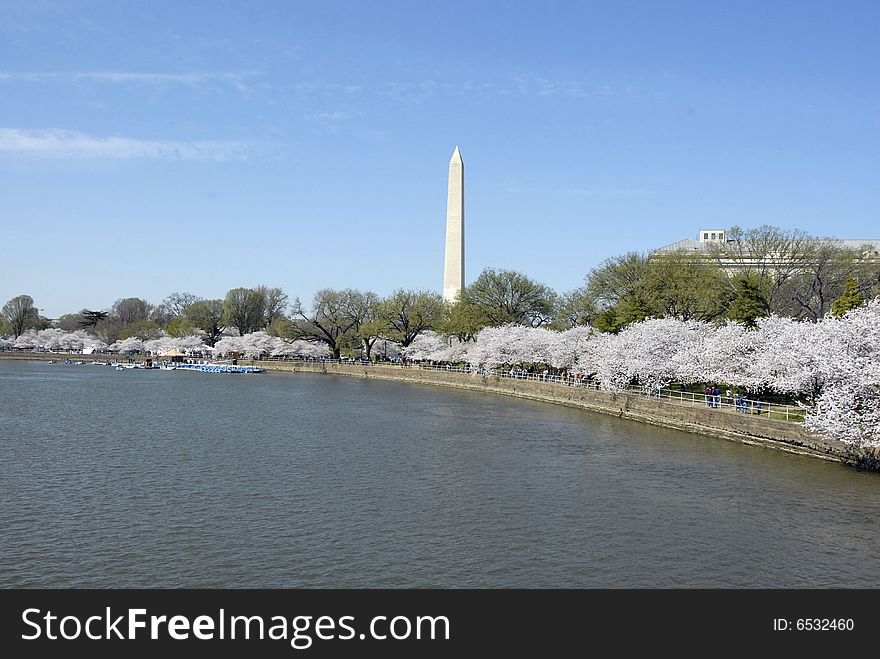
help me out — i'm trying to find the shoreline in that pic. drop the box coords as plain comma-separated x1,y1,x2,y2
241,359,854,467
0,352,857,467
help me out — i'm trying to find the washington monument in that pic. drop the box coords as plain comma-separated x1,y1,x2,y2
442,146,464,302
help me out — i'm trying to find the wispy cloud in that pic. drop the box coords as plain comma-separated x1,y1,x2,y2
380,77,620,100
512,77,617,98
0,71,624,100
302,111,357,122
503,182,652,198
0,71,260,92
382,79,505,100
292,82,363,95
281,76,621,102
0,128,249,161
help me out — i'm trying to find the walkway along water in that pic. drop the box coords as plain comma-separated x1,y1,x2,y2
243,358,858,466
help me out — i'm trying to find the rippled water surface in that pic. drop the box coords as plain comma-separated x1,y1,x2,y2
1,359,878,587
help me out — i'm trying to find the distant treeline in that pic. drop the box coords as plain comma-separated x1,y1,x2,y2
2,225,878,359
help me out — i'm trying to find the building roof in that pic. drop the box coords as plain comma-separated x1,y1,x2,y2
653,236,880,255
653,239,704,253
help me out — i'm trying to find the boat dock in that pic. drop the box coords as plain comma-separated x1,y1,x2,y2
176,363,265,374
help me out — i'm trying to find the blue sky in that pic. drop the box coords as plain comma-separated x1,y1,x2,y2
1,1,878,318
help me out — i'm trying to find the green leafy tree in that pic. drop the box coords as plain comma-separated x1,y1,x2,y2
831,276,865,318
354,317,386,359
586,251,735,329
184,300,226,346
257,286,289,326
727,276,770,328
93,319,123,344
165,316,196,337
378,289,444,346
551,287,597,330
118,320,163,341
593,290,654,333
438,295,489,342
161,292,202,317
223,288,267,336
463,268,557,327
266,316,293,338
2,295,40,338
592,308,620,334
111,297,155,325
56,313,86,332
344,291,383,359
586,251,650,310
289,289,366,359
641,252,732,322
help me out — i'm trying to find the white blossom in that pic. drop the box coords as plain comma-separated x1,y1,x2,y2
82,335,108,353
270,339,329,358
113,337,144,353
801,301,880,447
402,331,452,361
14,330,39,350
581,318,706,392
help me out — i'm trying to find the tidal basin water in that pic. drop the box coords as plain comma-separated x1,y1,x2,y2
1,359,878,588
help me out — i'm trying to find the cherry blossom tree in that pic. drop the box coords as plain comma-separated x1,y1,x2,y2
370,339,401,360
58,330,89,352
269,338,329,358
292,339,330,358
581,318,707,392
213,331,328,359
402,331,452,362
144,336,177,355
549,326,594,370
463,325,552,369
14,330,39,350
214,332,270,358
686,320,758,390
801,300,880,447
240,331,279,357
33,328,67,351
176,334,210,354
213,335,246,357
113,337,145,353
82,335,109,353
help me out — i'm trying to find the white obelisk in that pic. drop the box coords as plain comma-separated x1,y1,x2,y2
443,146,464,302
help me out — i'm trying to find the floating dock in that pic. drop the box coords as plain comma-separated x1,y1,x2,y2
176,363,265,374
